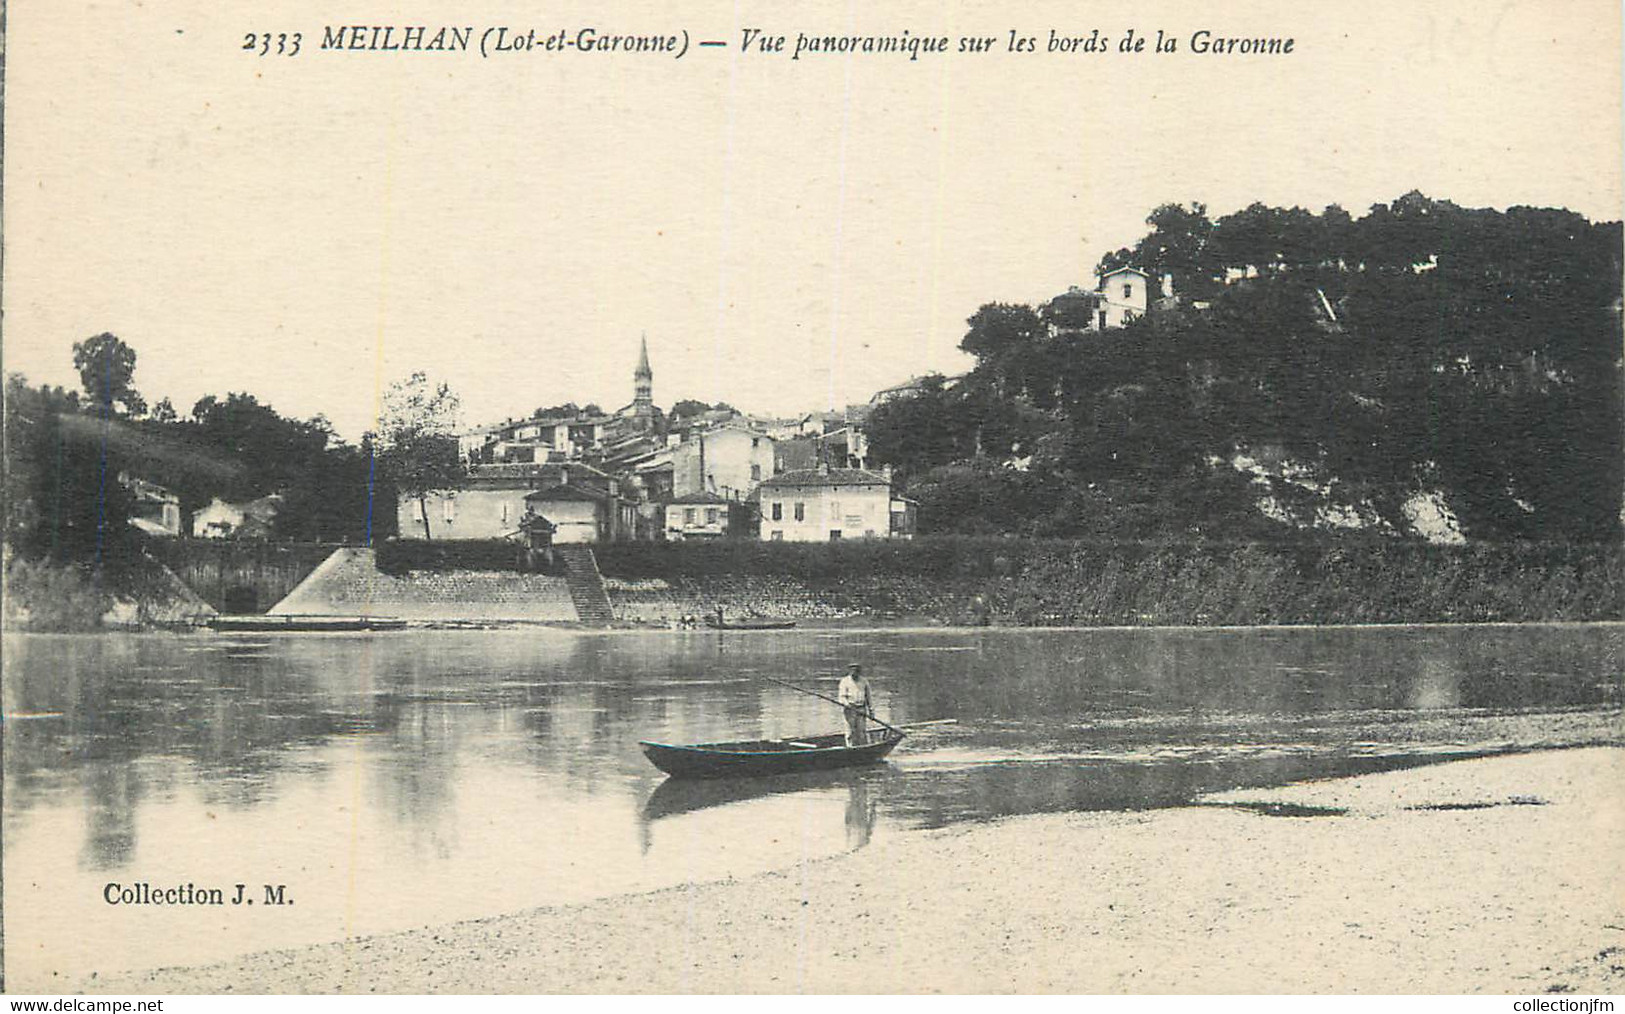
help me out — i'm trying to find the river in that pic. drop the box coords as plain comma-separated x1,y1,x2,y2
3,623,1621,985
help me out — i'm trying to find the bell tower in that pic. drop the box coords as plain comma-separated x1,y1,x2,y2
633,333,653,415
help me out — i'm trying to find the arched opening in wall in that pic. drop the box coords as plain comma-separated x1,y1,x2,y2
222,585,259,614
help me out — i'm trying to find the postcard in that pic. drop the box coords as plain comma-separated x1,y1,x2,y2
2,0,1621,996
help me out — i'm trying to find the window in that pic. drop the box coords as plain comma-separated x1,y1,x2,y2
1098,310,1107,329
751,463,761,481
771,502,783,521
501,503,510,524
793,502,805,521
705,508,719,525
684,508,696,525
829,530,843,541
831,500,842,516
1122,283,1133,299
443,498,456,523
770,530,784,541
412,500,426,521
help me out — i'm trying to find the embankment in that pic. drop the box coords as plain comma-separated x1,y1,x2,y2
11,536,1619,631
268,547,578,623
2,553,215,631
594,537,1625,627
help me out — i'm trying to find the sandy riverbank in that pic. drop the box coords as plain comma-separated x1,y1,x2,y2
80,747,1623,994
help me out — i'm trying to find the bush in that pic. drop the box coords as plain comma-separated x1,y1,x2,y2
3,556,113,631
594,535,1623,626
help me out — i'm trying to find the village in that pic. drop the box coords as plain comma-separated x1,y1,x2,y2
123,265,1159,555
17,265,1169,629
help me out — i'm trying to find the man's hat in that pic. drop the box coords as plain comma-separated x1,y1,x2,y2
847,663,862,672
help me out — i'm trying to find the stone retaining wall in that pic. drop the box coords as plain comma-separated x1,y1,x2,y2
270,548,578,622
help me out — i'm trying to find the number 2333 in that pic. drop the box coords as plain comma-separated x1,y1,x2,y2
244,32,301,57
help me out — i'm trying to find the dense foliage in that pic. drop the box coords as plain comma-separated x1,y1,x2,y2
374,538,544,576
869,194,1623,542
5,342,388,570
595,535,1624,625
3,379,141,569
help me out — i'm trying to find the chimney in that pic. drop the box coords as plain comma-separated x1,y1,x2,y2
560,465,570,487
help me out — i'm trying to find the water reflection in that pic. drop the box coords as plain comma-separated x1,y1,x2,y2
2,624,1621,984
845,780,877,850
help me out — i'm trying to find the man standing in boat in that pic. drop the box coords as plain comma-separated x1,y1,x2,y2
837,663,873,747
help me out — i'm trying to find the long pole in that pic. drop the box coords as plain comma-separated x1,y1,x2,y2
760,674,904,738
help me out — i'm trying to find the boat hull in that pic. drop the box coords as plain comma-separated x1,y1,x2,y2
702,618,797,630
639,731,903,779
206,615,407,632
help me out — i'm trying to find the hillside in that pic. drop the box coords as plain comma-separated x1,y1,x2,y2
868,195,1624,544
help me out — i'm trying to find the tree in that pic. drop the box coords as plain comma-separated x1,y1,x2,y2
376,373,463,540
669,399,736,421
72,333,146,417
866,375,972,484
4,373,139,566
1108,202,1220,299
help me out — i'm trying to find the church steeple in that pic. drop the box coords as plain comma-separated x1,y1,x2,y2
633,333,653,413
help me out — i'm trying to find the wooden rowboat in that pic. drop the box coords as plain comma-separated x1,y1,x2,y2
639,729,904,779
702,615,797,630
206,614,408,632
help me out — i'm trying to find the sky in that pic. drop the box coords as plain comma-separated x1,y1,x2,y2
4,0,1621,441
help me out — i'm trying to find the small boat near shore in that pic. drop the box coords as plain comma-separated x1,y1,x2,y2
640,730,905,779
206,615,408,632
703,615,798,630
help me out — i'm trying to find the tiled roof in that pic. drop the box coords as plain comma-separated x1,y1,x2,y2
523,484,611,503
468,461,610,481
668,492,732,505
758,468,889,489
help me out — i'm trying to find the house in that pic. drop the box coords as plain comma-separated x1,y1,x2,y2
119,473,181,537
397,461,629,542
1097,267,1150,328
870,376,930,405
1046,266,1155,334
757,466,895,542
664,492,734,540
191,494,281,539
671,422,776,501
523,482,631,544
868,373,965,407
778,424,868,473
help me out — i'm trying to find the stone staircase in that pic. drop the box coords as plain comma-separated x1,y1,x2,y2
555,546,615,626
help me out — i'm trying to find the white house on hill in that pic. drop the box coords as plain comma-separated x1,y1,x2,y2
1047,266,1157,334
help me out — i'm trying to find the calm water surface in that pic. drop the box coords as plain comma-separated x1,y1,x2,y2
4,624,1621,983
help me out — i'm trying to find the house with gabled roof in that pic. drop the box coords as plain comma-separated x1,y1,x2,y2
1047,265,1157,334
756,465,900,542
397,461,631,542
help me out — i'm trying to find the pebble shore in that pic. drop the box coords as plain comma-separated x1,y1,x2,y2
77,747,1624,994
